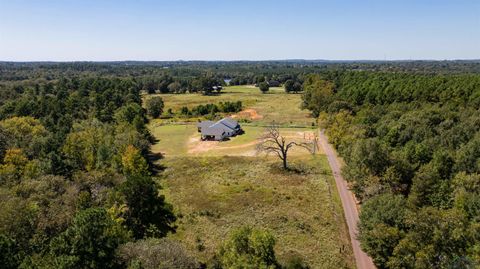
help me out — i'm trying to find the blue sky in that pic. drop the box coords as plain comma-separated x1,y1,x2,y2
0,0,479,61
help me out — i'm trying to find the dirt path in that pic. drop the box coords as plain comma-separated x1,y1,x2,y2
317,130,376,269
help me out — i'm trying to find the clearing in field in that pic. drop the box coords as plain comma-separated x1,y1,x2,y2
149,124,321,157
159,156,354,268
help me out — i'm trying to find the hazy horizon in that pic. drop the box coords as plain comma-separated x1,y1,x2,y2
1,0,479,61
2,59,480,63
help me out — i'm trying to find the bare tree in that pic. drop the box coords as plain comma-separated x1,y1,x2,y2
256,124,313,170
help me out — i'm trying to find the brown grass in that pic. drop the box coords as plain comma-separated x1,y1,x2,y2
158,156,354,268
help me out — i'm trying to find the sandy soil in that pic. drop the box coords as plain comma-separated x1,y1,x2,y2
187,136,218,154
231,108,263,120
187,135,259,156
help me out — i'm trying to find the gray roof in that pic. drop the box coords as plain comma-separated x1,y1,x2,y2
199,117,240,137
211,122,234,132
197,121,215,129
218,118,239,129
202,125,226,136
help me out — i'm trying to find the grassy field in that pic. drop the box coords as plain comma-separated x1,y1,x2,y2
148,85,354,268
144,86,314,127
158,156,354,268
148,124,320,157
149,123,196,156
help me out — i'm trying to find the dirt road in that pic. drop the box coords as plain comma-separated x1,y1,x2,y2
317,130,376,269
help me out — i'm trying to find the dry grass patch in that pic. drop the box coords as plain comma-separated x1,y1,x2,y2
158,156,354,268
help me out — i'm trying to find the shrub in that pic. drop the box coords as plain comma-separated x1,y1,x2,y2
117,238,198,269
217,226,279,269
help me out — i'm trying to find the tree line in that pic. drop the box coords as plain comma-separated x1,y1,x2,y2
302,71,480,268
179,101,243,117
2,60,480,82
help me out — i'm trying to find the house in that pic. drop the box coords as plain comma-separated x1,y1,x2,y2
197,117,242,141
197,120,215,132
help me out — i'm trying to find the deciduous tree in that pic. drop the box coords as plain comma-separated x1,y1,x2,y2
257,125,312,170
146,96,164,118
284,79,294,93
301,75,335,117
121,145,149,177
259,82,269,94
120,175,176,239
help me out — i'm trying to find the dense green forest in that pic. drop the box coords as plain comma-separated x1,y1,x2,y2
0,76,180,268
302,71,480,268
1,61,479,268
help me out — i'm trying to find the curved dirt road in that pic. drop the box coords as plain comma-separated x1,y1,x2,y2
317,130,376,269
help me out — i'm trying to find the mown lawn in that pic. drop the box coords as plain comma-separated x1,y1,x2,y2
158,156,354,268
144,85,314,127
149,123,196,156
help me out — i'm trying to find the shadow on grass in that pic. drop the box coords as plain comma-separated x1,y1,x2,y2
148,151,166,174
268,162,312,175
268,158,331,176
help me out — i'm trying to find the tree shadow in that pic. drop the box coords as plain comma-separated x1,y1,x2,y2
268,161,314,176
147,152,166,174
202,92,223,96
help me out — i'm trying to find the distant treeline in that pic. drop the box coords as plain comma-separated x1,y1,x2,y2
2,60,480,83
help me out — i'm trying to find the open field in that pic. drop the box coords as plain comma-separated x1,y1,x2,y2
158,156,354,268
148,85,354,268
148,124,321,157
144,86,314,127
149,123,196,156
